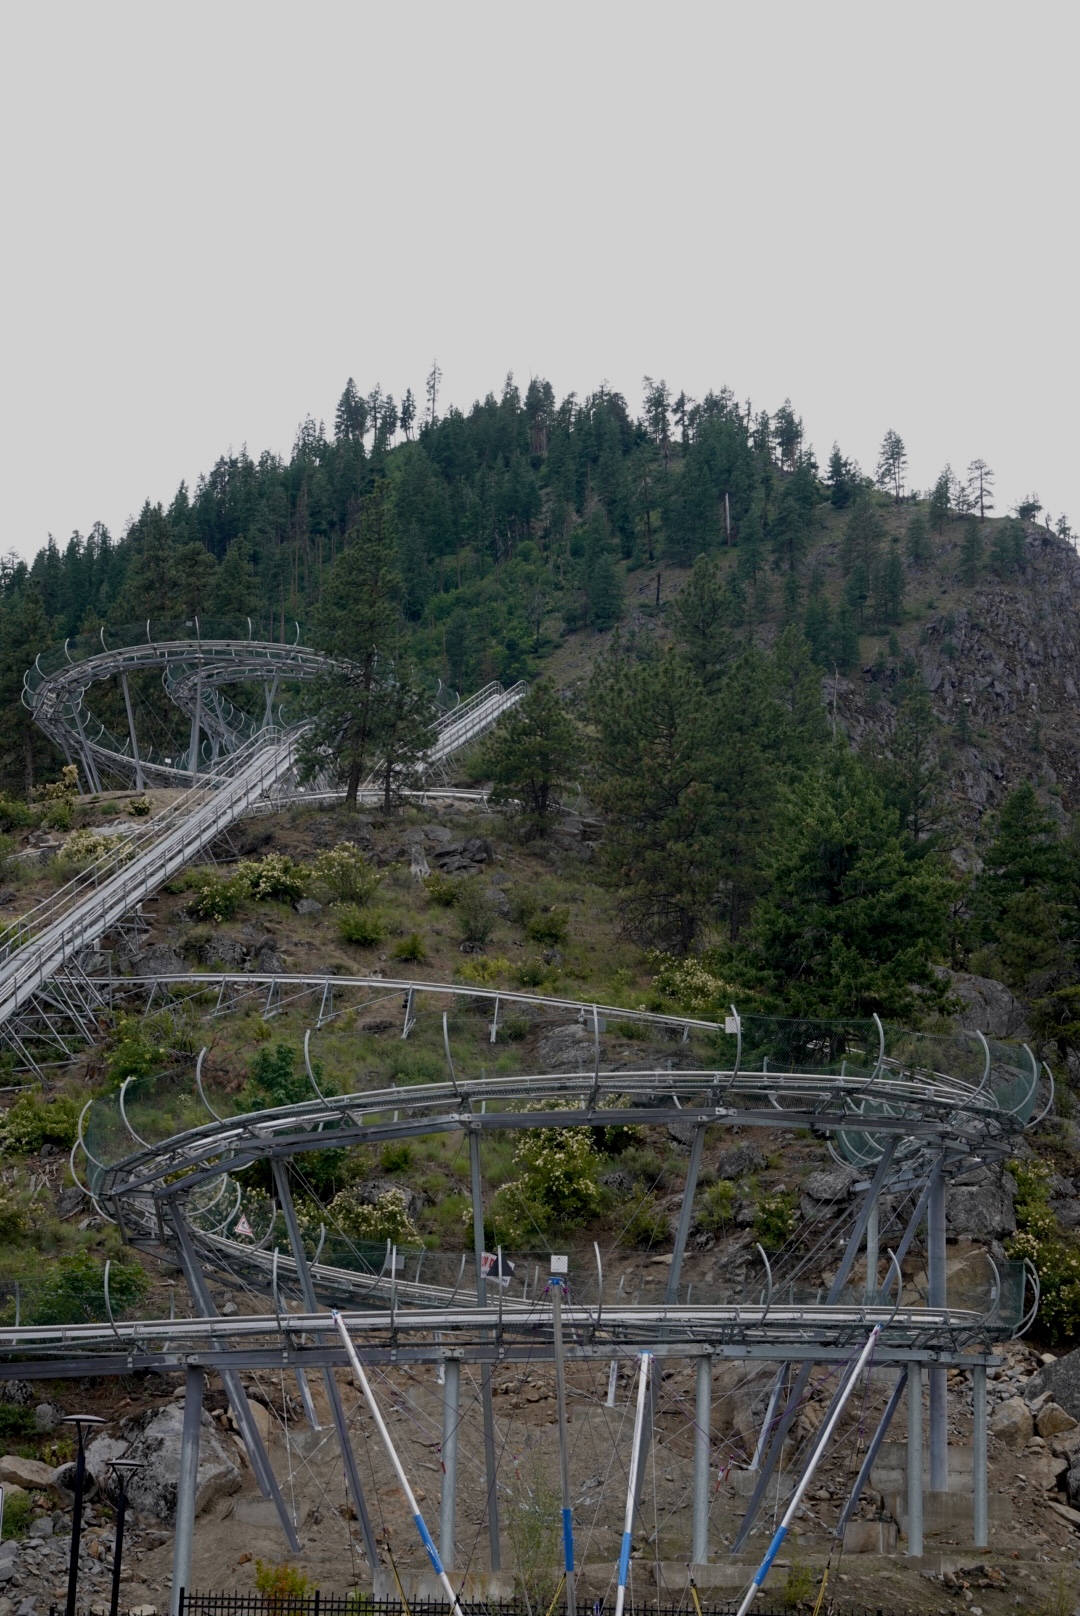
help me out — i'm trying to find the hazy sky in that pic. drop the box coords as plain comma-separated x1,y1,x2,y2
1,3,1076,562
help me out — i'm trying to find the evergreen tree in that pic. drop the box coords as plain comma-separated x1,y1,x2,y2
399,389,417,440
840,489,884,577
877,686,945,845
804,583,832,668
958,518,983,586
906,509,931,566
371,662,437,812
966,459,994,520
580,511,623,629
834,601,860,673
672,556,729,687
334,379,368,443
480,679,579,825
210,535,260,618
990,517,1026,576
871,542,905,626
0,586,56,797
928,469,952,532
875,430,907,502
748,748,953,1017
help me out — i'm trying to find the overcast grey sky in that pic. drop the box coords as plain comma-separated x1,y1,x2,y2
1,3,1075,561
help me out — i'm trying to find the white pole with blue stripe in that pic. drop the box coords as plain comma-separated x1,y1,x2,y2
333,1312,465,1616
734,1326,880,1616
614,1351,652,1616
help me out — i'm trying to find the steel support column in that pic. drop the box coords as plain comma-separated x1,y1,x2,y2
836,1369,907,1540
732,1138,897,1552
170,1365,203,1616
270,1160,379,1566
928,1163,948,1492
468,1126,501,1569
170,1204,300,1552
972,1364,987,1549
120,673,144,790
907,1362,923,1557
692,1353,712,1565
439,1356,461,1569
666,1121,707,1305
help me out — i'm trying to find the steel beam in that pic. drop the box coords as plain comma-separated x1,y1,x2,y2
120,673,144,790
270,1159,379,1566
907,1362,923,1557
170,1365,203,1616
468,1125,501,1569
972,1363,987,1549
928,1163,948,1492
835,1368,907,1540
439,1356,461,1568
692,1353,711,1565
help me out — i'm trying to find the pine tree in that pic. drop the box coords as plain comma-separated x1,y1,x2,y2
840,489,884,576
835,601,859,672
400,389,417,440
990,517,1026,576
803,584,832,668
928,469,952,532
371,662,437,812
749,747,953,1017
906,509,930,566
966,459,994,520
871,542,905,626
334,379,368,443
425,360,442,427
480,679,579,824
878,686,945,844
875,429,907,502
958,518,983,586
672,556,729,686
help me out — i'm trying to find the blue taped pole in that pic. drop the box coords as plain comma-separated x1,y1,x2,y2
614,1352,652,1616
734,1328,880,1616
333,1313,465,1616
562,1506,574,1572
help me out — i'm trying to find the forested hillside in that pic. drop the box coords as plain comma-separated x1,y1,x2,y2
4,371,1080,1061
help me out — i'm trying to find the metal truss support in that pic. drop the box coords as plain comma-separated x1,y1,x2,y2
692,1353,712,1564
972,1363,988,1548
732,1138,898,1552
189,667,203,785
907,1362,923,1557
751,1366,788,1471
170,1206,300,1553
270,1160,379,1567
439,1355,461,1568
468,1126,501,1569
835,1368,907,1541
170,1365,203,1616
121,673,144,790
928,1161,948,1492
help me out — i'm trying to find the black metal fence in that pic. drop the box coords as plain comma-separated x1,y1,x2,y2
130,1594,892,1616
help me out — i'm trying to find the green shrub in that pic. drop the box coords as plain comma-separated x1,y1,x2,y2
1006,1158,1080,1342
0,1184,31,1240
753,1192,798,1251
1,1485,34,1539
98,800,119,817
492,1115,603,1241
455,883,496,946
186,873,244,922
248,1044,310,1108
337,906,386,947
326,1186,419,1244
41,765,79,804
508,886,539,925
649,952,737,1014
104,1014,174,1089
0,797,39,833
780,1559,816,1611
618,1193,669,1250
380,1142,413,1173
254,1561,313,1602
128,796,152,817
697,1179,735,1233
423,873,460,906
500,1015,530,1042
526,906,569,946
0,1091,80,1154
515,957,548,988
456,955,509,986
312,843,380,905
0,1406,36,1440
235,853,307,904
41,800,73,832
53,828,113,876
392,932,427,963
27,1252,148,1326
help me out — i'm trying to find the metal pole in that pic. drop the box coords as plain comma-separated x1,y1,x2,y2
732,1139,897,1552
835,1369,907,1540
751,1366,788,1471
552,1272,575,1616
190,668,203,784
692,1354,712,1565
907,1362,923,1558
972,1364,987,1549
171,1366,203,1616
614,1352,652,1616
468,1126,501,1568
64,1428,87,1616
865,1200,879,1302
439,1356,461,1569
333,1313,466,1616
928,1164,948,1492
108,1477,128,1616
734,1329,880,1616
270,1160,379,1566
665,1121,707,1304
120,673,144,790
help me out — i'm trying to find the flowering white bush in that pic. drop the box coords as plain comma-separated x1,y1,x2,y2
312,843,381,905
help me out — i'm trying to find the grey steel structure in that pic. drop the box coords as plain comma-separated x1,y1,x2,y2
0,978,1037,1592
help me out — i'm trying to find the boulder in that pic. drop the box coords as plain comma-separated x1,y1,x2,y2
946,1175,1016,1240
352,1179,426,1217
715,1143,765,1181
0,1455,57,1490
803,1167,858,1203
134,943,184,977
295,898,322,916
1027,1347,1080,1422
535,1024,593,1073
121,1404,240,1523
1031,1451,1069,1490
990,1396,1033,1447
937,967,1028,1039
84,1431,130,1492
1038,1402,1079,1438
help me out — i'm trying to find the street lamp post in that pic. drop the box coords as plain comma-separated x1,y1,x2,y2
109,1459,144,1616
62,1414,106,1616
